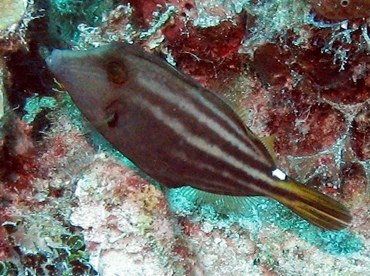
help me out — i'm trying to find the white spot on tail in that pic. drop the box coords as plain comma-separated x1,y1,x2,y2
271,168,287,181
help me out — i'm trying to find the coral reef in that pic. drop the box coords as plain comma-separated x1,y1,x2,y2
0,0,27,32
1,0,370,275
311,0,370,21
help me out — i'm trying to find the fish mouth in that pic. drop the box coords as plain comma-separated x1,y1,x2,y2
45,49,64,75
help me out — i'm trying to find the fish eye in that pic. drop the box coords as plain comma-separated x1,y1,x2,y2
340,0,349,7
106,61,127,84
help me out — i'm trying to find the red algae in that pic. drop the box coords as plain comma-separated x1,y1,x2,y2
249,23,370,173
295,47,351,87
295,48,370,104
341,162,367,200
321,80,370,104
163,18,247,83
311,0,370,21
125,0,196,28
170,237,197,275
269,91,347,156
111,1,248,84
292,105,346,156
0,114,39,193
253,43,290,87
350,108,370,160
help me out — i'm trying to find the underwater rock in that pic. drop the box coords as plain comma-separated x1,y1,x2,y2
0,0,27,31
311,0,370,21
3,0,370,274
253,43,290,87
163,18,248,82
350,108,370,161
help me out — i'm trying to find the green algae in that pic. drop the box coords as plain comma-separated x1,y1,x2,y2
22,93,57,124
47,0,113,44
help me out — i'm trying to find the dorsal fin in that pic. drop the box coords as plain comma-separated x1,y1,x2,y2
259,134,277,163
210,78,278,164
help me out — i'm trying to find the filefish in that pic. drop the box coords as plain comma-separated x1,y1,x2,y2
46,42,352,230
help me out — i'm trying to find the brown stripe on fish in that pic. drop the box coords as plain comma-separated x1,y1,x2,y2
65,58,107,85
132,73,274,168
112,47,273,166
167,152,277,196
149,94,269,168
134,94,282,195
137,96,278,196
183,88,270,160
132,79,263,160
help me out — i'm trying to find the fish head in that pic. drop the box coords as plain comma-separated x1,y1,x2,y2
45,43,138,124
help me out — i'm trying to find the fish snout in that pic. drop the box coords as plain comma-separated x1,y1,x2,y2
46,49,64,75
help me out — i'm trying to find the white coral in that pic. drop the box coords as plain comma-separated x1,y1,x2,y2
0,0,27,31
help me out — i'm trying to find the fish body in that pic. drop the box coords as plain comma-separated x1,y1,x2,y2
46,42,351,230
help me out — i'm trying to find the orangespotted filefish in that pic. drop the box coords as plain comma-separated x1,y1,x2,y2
46,42,352,230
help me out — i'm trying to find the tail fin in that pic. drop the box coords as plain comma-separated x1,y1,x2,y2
271,178,352,230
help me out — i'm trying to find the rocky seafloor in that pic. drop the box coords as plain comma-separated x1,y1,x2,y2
0,0,370,275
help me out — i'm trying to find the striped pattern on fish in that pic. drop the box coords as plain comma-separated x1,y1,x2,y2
46,42,352,230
